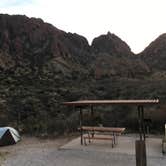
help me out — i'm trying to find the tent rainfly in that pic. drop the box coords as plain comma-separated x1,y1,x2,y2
0,127,21,146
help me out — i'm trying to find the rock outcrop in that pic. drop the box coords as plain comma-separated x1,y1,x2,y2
92,32,132,56
91,32,150,78
140,33,166,71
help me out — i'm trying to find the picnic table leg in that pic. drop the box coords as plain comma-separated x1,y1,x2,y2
79,107,83,145
113,132,116,145
84,137,87,145
115,133,118,145
88,131,91,143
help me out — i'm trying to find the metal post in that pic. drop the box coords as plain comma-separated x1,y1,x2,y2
138,106,142,140
90,105,94,126
136,140,147,166
79,107,83,145
136,105,147,166
141,106,146,141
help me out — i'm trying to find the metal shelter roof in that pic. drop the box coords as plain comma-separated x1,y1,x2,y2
63,99,159,107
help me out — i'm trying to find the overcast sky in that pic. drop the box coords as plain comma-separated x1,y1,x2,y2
0,0,166,53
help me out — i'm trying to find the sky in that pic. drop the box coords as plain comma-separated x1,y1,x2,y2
0,0,166,53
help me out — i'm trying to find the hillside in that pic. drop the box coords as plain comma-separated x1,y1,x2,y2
140,33,166,71
0,14,165,134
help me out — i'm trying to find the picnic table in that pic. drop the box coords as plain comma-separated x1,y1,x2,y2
81,126,125,147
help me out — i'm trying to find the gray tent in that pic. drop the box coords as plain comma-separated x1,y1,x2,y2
0,127,21,146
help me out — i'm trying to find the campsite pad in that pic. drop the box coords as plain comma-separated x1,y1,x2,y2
1,135,166,166
60,135,163,157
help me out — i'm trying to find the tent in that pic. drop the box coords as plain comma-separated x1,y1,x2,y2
0,127,21,146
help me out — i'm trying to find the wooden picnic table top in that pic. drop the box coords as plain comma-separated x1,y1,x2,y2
63,99,159,107
81,126,125,133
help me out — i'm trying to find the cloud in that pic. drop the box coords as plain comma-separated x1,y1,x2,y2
0,0,33,8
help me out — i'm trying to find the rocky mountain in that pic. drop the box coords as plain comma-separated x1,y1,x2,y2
91,32,150,78
92,32,132,56
0,14,95,133
0,14,93,73
140,33,166,72
0,14,165,134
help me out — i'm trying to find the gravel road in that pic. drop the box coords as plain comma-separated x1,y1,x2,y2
0,136,166,166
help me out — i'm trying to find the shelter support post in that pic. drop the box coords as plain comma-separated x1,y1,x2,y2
90,105,94,126
79,107,83,145
137,106,146,141
141,106,146,140
138,106,142,140
136,140,147,166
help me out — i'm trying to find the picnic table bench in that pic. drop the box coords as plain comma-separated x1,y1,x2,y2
81,126,125,147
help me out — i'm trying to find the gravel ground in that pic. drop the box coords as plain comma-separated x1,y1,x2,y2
0,136,166,166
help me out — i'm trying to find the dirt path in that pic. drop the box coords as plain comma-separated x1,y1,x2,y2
0,135,72,166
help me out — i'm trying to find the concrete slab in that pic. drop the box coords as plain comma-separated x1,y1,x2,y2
60,135,163,157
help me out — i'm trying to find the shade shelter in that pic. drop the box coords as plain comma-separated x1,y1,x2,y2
64,99,159,166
